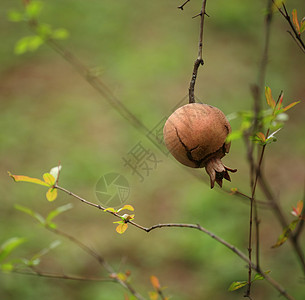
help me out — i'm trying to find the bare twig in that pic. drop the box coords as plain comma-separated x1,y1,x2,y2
12,269,112,282
45,38,150,136
178,0,190,10
47,226,108,268
188,0,207,103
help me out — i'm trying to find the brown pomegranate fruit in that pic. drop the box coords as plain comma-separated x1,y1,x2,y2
163,103,237,188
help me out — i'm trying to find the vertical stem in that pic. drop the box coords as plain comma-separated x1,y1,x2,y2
188,0,207,103
246,146,265,296
246,1,273,297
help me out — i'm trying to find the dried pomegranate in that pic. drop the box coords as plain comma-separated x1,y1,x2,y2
163,103,237,188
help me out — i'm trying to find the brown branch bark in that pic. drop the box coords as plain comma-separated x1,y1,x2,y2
54,184,295,300
178,0,190,10
188,0,207,103
12,269,112,282
273,1,305,53
245,1,273,296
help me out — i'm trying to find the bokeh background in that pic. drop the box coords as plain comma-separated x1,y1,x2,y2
1,0,304,299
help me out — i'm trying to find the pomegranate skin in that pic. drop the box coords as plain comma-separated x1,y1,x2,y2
163,103,236,188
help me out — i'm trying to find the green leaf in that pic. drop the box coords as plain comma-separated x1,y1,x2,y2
46,187,57,202
0,263,14,272
254,270,271,281
0,237,26,262
14,35,44,55
8,172,49,187
228,281,248,291
47,223,57,229
46,203,73,224
35,23,53,39
226,130,243,142
52,28,69,40
272,219,299,248
104,207,117,213
7,10,24,22
265,87,276,109
254,273,264,281
43,173,56,186
300,19,305,34
113,220,124,224
14,204,45,224
25,0,43,19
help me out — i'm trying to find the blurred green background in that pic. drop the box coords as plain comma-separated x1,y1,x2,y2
1,0,304,299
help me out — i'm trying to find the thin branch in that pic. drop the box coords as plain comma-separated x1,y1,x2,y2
272,1,305,53
246,143,266,297
188,0,207,103
43,205,145,300
54,185,294,300
178,0,190,10
45,38,150,136
47,226,108,269
245,1,274,297
12,269,112,282
287,31,305,53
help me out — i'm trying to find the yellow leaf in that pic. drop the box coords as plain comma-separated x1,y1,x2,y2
117,204,134,212
148,291,159,300
8,172,49,187
46,188,57,202
230,188,238,195
117,272,127,281
265,86,276,109
150,275,161,290
116,223,128,234
43,173,56,186
104,207,117,213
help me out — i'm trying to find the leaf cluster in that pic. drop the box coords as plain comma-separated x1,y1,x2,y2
227,86,300,146
7,1,69,55
104,205,135,234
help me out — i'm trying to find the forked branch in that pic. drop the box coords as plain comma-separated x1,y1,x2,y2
272,1,305,53
54,185,295,300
